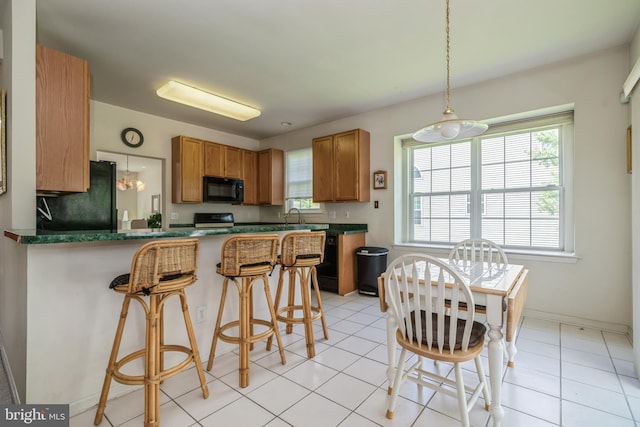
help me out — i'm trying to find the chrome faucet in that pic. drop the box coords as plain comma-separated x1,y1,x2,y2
284,207,304,225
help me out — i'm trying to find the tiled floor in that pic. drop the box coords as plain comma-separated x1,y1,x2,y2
74,291,640,427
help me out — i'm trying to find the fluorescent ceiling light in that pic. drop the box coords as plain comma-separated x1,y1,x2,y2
156,80,261,121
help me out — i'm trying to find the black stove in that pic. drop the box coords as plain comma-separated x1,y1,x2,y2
194,212,235,228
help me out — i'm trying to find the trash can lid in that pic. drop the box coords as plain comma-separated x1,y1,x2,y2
357,246,389,255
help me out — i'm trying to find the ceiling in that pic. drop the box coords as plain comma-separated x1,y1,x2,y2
35,0,640,140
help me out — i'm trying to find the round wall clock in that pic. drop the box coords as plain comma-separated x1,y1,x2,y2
121,127,144,148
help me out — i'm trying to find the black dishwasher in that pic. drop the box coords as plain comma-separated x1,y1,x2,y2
317,234,338,293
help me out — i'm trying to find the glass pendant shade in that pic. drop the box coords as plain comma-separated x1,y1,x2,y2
413,107,488,142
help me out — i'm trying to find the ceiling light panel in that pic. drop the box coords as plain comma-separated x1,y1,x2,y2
156,80,261,121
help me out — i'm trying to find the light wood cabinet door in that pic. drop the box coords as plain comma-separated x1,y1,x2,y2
312,136,335,202
312,129,370,202
172,136,203,203
337,233,366,295
225,146,243,179
203,142,224,177
242,150,258,205
334,129,369,201
258,149,284,205
204,143,243,179
36,45,90,193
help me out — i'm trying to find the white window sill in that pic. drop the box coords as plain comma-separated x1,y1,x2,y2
392,243,580,264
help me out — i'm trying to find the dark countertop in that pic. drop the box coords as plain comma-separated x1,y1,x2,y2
319,223,368,236
232,223,367,236
4,223,367,245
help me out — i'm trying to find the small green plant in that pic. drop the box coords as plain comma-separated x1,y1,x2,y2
147,212,162,229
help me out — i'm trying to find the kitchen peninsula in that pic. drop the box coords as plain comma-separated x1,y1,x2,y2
3,223,367,415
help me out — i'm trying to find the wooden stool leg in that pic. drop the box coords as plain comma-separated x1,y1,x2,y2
285,270,296,335
261,274,287,365
300,267,316,358
179,290,209,398
239,277,251,388
159,295,165,381
145,294,161,427
311,267,329,340
94,296,132,425
267,267,286,350
207,277,230,371
249,284,255,352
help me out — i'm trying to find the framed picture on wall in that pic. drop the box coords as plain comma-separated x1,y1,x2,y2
151,194,160,213
373,170,387,189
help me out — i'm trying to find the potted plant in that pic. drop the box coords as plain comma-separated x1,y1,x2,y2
147,212,162,229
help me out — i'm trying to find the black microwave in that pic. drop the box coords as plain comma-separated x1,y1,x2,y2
203,176,244,204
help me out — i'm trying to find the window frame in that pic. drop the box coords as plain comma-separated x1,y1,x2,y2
401,110,574,256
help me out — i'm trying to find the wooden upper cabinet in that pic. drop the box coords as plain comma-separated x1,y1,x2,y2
312,129,370,202
203,142,224,177
312,136,335,202
172,136,203,203
36,45,90,193
257,148,284,205
224,146,243,179
171,136,282,205
204,142,243,179
242,149,258,205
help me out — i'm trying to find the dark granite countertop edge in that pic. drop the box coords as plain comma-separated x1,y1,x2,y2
4,223,368,245
230,223,368,236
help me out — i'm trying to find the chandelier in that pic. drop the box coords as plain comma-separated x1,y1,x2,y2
413,0,488,142
116,156,146,192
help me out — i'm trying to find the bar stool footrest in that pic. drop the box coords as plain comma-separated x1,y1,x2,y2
111,344,197,386
276,305,323,325
218,319,279,344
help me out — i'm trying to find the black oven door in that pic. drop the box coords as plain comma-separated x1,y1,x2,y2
316,234,338,293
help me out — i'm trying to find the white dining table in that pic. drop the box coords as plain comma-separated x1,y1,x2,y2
377,258,528,427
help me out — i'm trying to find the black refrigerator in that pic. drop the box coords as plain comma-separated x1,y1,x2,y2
36,160,117,231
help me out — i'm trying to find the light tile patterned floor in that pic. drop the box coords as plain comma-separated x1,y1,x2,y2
74,291,640,427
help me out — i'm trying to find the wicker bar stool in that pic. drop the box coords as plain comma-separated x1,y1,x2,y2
270,231,328,358
94,238,209,427
207,234,286,388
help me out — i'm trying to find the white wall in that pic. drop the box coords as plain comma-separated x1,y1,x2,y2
0,0,36,401
262,46,633,329
628,24,640,375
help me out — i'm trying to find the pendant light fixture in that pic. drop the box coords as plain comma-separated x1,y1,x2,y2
413,0,488,143
116,156,146,192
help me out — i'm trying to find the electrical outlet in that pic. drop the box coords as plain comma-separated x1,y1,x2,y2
171,212,179,220
329,211,336,219
196,305,207,323
346,211,350,218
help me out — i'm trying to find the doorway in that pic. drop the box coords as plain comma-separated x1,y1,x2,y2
96,151,164,227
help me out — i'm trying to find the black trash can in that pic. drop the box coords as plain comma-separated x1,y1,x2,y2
356,246,389,296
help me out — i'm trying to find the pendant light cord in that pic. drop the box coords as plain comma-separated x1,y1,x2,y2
445,0,452,111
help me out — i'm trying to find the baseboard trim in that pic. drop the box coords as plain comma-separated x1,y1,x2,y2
523,309,631,337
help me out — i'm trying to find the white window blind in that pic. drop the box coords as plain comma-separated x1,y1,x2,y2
286,148,312,198
286,148,319,210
